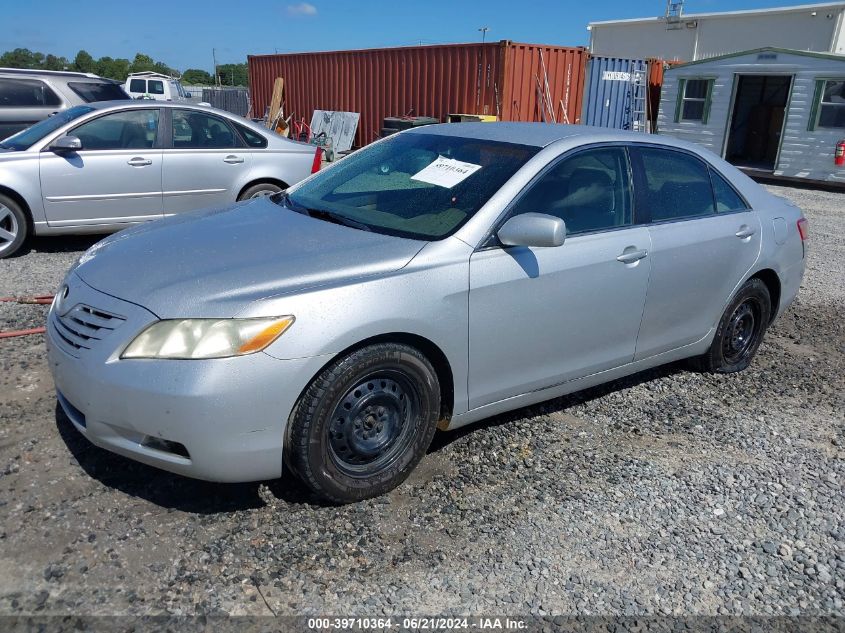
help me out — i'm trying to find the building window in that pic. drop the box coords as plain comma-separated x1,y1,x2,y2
817,79,845,129
675,78,714,124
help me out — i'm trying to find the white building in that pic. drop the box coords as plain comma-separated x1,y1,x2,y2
657,48,845,184
589,2,845,61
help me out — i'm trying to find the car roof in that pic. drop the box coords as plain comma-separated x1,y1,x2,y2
406,122,700,151
0,67,103,80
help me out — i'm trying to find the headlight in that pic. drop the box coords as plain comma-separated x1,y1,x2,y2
121,316,295,360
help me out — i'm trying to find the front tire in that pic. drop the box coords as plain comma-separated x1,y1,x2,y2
238,182,283,201
0,194,28,259
287,344,441,503
694,278,771,373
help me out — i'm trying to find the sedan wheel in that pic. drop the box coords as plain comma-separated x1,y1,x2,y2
238,183,283,201
287,343,441,503
692,278,771,373
0,196,27,259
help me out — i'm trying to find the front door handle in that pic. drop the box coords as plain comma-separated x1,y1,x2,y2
127,157,152,167
735,226,756,239
616,249,649,264
223,155,244,164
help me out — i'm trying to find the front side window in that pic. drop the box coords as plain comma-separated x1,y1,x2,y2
172,110,237,148
70,109,159,150
67,81,128,103
818,79,845,129
509,147,632,235
148,80,165,95
710,168,748,213
0,78,61,107
677,79,712,123
285,132,538,240
128,78,146,93
633,147,716,222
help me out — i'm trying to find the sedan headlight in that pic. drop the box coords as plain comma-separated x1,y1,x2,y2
121,316,295,360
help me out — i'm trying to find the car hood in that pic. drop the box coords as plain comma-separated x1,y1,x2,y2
74,198,427,318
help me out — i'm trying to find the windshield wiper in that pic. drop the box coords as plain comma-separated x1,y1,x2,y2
306,208,372,232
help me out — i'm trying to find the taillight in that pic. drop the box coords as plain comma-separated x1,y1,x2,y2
311,147,322,174
797,218,809,241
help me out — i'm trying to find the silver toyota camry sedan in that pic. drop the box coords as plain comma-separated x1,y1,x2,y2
47,123,807,503
0,101,320,258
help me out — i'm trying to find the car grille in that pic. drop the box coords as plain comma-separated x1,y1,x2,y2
51,304,126,352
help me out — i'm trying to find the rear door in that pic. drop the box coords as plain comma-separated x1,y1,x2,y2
0,77,63,138
39,108,164,226
630,145,762,360
161,108,252,214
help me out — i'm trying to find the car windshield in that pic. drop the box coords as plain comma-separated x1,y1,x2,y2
0,105,95,150
67,81,128,102
283,132,539,240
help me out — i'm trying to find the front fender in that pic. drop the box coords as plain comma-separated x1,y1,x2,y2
0,154,46,227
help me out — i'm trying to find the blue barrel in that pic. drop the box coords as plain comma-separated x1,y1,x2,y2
582,56,648,130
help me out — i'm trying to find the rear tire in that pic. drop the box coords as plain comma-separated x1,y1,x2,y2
692,278,771,373
238,182,283,201
0,194,28,259
286,344,440,503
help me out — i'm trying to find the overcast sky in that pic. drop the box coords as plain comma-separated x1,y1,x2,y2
3,0,825,70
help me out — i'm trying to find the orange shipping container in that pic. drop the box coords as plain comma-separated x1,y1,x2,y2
248,41,588,147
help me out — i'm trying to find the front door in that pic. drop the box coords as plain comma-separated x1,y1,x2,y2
630,145,762,360
39,108,163,226
468,146,652,409
161,109,252,214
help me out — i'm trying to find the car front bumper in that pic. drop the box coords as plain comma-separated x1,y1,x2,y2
46,273,330,483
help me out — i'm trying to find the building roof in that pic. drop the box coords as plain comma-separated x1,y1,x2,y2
589,1,845,27
665,46,845,68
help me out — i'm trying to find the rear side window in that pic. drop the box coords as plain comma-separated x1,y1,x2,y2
172,109,237,148
510,147,632,235
633,147,716,222
710,168,748,213
128,78,146,93
235,122,268,148
0,78,61,107
67,81,128,102
148,80,164,95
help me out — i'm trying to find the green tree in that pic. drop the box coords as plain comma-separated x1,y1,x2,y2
42,54,68,70
181,68,214,85
95,56,131,81
216,63,248,86
73,50,96,73
129,53,156,74
0,48,43,69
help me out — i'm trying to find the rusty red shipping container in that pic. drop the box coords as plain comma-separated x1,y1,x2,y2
248,41,588,147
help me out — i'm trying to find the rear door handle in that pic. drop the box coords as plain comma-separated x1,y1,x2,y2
616,249,649,264
223,155,244,164
127,157,152,167
735,226,756,239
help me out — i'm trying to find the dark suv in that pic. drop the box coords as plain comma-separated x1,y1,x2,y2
0,68,128,138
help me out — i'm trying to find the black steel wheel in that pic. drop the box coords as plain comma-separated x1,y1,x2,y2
287,343,441,503
692,278,771,373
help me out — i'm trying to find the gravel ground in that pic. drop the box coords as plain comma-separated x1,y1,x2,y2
0,185,842,618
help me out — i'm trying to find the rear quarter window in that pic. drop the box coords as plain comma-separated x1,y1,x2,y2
235,123,268,148
67,81,128,103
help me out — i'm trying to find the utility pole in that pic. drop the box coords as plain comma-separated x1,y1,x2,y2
478,26,489,44
212,48,220,86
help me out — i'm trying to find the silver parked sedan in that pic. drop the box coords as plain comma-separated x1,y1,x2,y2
47,123,807,503
0,101,320,257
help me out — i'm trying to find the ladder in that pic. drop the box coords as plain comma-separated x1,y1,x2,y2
629,65,649,133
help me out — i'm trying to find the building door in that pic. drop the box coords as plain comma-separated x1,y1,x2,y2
725,75,792,171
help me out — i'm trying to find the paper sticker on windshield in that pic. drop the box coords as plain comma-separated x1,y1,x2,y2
411,156,482,188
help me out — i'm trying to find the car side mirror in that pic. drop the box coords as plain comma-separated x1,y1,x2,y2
49,135,82,154
497,213,566,248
